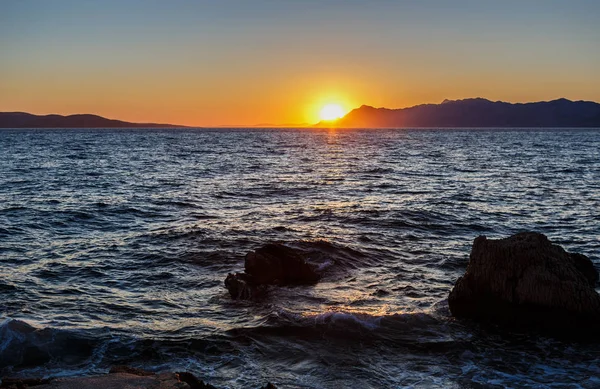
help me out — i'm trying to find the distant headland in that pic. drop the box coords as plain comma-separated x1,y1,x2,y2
0,112,184,129
318,98,600,128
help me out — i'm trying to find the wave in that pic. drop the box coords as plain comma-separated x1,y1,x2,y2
127,235,374,275
0,206,29,214
226,308,462,350
3,312,599,389
0,308,454,373
283,240,370,272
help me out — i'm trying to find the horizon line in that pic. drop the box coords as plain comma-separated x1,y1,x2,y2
2,96,599,128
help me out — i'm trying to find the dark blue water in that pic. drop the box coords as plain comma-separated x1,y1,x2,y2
1,128,599,388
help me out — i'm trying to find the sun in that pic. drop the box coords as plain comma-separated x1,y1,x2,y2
320,104,345,121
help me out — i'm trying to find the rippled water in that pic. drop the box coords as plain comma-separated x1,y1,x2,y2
1,128,599,388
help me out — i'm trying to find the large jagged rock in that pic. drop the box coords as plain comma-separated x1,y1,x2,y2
225,243,321,300
449,232,600,335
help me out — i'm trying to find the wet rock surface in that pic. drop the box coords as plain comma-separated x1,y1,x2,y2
245,243,321,285
2,373,183,389
0,370,276,389
225,243,321,300
109,365,155,376
176,372,218,389
224,273,267,300
0,377,51,389
449,232,600,336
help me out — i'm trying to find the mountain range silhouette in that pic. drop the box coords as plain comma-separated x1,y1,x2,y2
320,98,600,128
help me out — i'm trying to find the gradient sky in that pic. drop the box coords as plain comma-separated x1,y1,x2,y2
1,1,599,126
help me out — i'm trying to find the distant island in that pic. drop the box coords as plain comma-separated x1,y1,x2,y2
0,112,184,128
318,98,600,128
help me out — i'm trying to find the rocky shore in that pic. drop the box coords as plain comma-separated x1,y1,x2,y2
0,367,277,389
4,232,598,388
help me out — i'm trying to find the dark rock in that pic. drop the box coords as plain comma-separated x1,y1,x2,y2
259,384,278,389
225,243,322,300
245,243,321,285
109,365,154,376
0,377,51,388
570,252,599,286
449,232,600,336
224,273,267,300
176,372,218,389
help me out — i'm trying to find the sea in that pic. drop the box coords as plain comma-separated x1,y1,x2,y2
0,128,599,388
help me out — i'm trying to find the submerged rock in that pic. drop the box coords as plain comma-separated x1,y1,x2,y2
225,243,321,300
448,232,600,336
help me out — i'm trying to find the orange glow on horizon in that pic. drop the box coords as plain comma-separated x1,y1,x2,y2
2,3,599,127
3,72,598,127
319,104,346,121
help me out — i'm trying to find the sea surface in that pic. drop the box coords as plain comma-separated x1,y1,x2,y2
0,128,599,388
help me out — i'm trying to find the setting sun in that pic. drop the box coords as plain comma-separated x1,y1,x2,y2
319,104,346,121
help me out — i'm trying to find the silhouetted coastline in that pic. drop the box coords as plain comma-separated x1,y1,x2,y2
319,98,600,128
5,98,600,129
0,112,184,129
